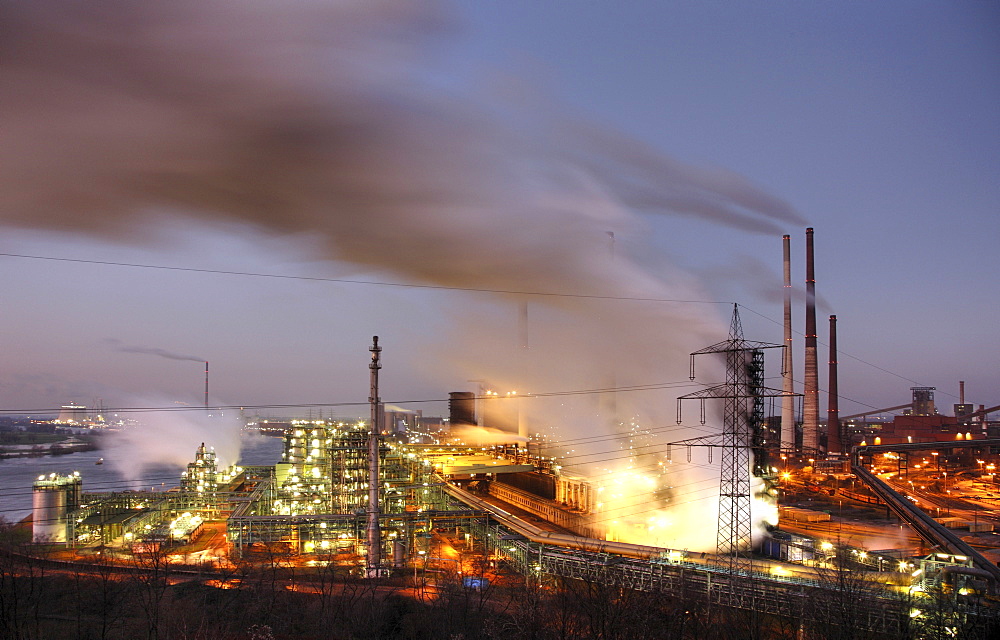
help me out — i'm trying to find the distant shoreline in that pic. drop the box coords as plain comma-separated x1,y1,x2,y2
0,438,99,460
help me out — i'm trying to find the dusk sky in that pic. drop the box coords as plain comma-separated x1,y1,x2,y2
1,0,997,427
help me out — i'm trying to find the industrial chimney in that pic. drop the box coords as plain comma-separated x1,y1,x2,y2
827,315,841,456
802,228,819,451
780,234,795,452
204,361,209,410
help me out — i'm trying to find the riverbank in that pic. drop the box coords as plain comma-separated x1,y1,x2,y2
0,435,99,459
0,433,283,524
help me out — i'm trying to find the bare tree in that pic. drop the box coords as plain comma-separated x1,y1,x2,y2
126,542,174,640
805,549,897,640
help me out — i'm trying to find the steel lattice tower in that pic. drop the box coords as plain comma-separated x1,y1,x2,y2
678,305,788,577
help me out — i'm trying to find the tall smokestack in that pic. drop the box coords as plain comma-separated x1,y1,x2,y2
204,361,209,410
367,336,382,577
803,228,819,451
780,234,795,452
827,315,841,456
960,380,965,405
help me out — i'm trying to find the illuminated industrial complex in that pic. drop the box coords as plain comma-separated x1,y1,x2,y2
23,231,1000,635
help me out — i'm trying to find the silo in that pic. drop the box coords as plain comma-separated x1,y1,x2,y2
32,475,69,543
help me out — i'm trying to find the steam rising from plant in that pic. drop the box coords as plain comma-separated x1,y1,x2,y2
0,0,801,548
103,400,243,485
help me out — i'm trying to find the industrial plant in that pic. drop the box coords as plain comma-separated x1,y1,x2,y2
13,230,1000,639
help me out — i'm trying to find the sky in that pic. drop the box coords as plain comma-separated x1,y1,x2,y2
1,0,998,430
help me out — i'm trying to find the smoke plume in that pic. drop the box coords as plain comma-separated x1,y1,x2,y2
1,0,800,549
1,0,800,293
106,339,205,363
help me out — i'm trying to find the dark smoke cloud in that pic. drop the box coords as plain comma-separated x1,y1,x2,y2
1,0,798,548
105,339,205,363
1,0,801,302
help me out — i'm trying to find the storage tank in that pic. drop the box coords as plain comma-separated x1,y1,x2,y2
32,472,79,543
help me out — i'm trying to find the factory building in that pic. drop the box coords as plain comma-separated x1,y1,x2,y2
909,387,936,416
383,405,422,435
227,422,445,560
448,391,476,427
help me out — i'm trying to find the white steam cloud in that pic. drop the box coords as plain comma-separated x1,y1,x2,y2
1,0,800,548
102,399,243,485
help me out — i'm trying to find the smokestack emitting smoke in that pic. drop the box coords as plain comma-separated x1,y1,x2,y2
107,341,209,406
827,314,840,456
110,341,205,363
2,0,805,550
780,234,795,451
803,227,819,451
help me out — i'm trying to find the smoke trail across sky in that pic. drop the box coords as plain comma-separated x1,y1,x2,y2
1,0,800,281
0,0,802,549
106,339,205,363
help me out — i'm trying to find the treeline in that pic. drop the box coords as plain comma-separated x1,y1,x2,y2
2,528,996,639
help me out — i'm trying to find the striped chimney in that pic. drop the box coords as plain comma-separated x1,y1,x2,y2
781,234,795,452
803,228,819,451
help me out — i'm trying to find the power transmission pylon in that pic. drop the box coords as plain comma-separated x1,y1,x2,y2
677,304,793,581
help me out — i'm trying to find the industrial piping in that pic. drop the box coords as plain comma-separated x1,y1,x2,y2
851,442,1000,588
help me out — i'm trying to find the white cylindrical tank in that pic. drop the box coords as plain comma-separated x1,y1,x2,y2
32,482,68,543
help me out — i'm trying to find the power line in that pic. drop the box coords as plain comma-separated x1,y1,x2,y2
0,252,728,305
0,252,950,409
739,304,940,393
0,379,714,416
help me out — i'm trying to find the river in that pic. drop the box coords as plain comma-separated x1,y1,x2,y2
0,432,284,524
